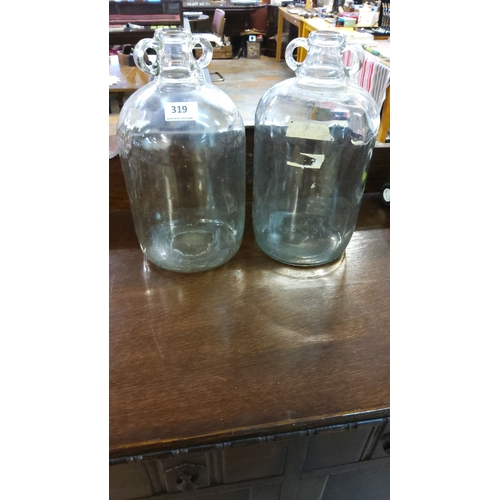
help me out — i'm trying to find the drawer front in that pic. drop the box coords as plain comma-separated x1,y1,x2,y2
109,465,281,500
110,417,389,500
109,462,153,500
221,440,288,483
303,422,378,471
158,451,210,494
297,460,390,500
320,460,390,500
109,441,287,499
191,483,281,500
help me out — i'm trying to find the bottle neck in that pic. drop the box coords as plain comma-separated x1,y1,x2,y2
296,48,348,84
294,31,351,86
156,43,204,85
150,29,205,86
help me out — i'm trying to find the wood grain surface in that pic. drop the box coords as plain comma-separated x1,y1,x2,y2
109,55,149,93
109,193,389,459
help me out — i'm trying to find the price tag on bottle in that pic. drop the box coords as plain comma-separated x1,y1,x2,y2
165,102,198,121
286,121,334,141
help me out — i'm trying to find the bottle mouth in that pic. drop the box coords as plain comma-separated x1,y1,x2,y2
309,30,346,50
155,27,192,44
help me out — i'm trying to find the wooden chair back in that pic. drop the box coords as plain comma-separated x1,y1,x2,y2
212,9,226,37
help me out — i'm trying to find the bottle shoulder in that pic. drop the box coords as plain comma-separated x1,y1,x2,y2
117,81,244,134
256,78,379,123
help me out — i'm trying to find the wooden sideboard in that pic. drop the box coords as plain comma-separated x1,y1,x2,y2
183,1,268,37
109,1,268,45
109,129,390,499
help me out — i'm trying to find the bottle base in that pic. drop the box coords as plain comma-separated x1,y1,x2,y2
254,211,348,267
258,247,345,267
143,219,242,273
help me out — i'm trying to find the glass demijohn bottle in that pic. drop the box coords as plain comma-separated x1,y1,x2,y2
253,31,380,266
117,28,246,273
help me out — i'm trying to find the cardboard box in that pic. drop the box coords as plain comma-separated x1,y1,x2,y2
118,52,135,66
195,44,232,60
118,45,136,66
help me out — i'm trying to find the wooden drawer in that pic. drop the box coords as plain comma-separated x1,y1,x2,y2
302,421,380,471
321,460,390,500
109,462,153,500
109,418,389,500
297,459,390,500
154,440,288,493
109,440,287,499
221,440,288,483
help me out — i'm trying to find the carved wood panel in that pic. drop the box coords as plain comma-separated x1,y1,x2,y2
109,462,153,500
222,440,288,483
320,460,390,500
109,417,390,500
303,422,378,471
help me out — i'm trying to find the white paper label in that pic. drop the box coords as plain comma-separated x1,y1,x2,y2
165,102,198,121
286,121,334,141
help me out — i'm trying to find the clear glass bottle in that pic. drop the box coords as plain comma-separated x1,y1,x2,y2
253,31,380,266
117,28,246,273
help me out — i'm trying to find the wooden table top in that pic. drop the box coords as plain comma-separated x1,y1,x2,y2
109,55,149,92
109,190,390,459
277,6,304,28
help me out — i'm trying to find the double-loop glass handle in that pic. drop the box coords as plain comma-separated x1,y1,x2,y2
133,35,213,76
285,37,365,77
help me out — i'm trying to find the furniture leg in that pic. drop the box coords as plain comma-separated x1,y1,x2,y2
276,10,284,62
377,84,390,143
298,22,307,62
117,92,125,111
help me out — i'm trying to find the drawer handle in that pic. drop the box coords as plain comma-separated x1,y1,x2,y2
164,463,208,493
176,465,200,492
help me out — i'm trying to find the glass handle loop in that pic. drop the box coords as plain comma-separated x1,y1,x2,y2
133,38,161,76
285,37,309,72
342,44,364,77
191,36,213,68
